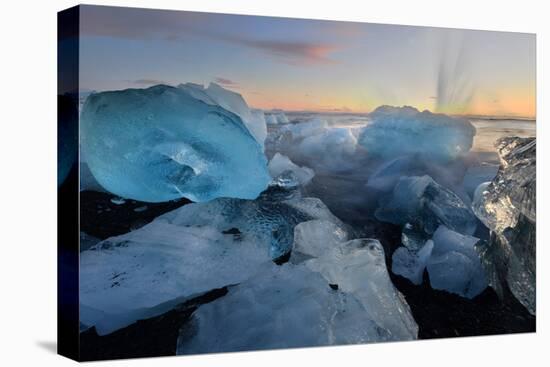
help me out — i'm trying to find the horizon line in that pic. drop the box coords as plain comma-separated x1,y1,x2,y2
75,87,536,121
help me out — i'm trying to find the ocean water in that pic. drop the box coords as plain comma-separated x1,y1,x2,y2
469,118,536,153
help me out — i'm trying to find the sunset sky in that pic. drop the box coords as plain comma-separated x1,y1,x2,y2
79,5,536,118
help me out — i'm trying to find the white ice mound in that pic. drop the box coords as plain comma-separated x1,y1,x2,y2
80,192,345,334
359,106,476,160
426,226,487,298
268,153,315,186
269,118,361,172
176,263,394,355
299,127,358,167
178,82,267,148
375,175,477,235
80,85,270,202
265,110,289,124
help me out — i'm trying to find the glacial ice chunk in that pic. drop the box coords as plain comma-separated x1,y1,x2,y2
268,171,302,191
292,219,348,259
265,113,277,125
80,85,270,202
265,110,289,124
291,222,418,339
176,263,393,354
276,111,289,124
462,164,499,198
375,175,477,235
392,224,487,296
178,82,267,148
358,106,476,161
472,137,536,314
79,221,269,335
283,118,328,138
366,155,428,193
178,236,418,354
268,153,315,186
305,238,418,340
165,191,344,260
79,190,345,334
471,181,500,229
472,138,536,232
287,126,359,172
299,128,358,166
366,154,470,197
392,240,434,285
268,118,362,172
426,225,487,298
427,252,484,298
79,161,106,192
401,223,430,251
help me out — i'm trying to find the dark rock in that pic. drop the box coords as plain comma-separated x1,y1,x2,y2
273,251,291,265
80,190,191,240
222,227,241,235
391,272,535,339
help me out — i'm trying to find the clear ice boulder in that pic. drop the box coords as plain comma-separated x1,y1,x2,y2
80,84,270,203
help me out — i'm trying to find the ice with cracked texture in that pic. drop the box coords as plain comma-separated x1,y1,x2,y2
292,219,348,259
305,238,418,340
289,219,417,340
472,137,536,314
79,190,345,334
177,236,417,354
176,263,394,354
